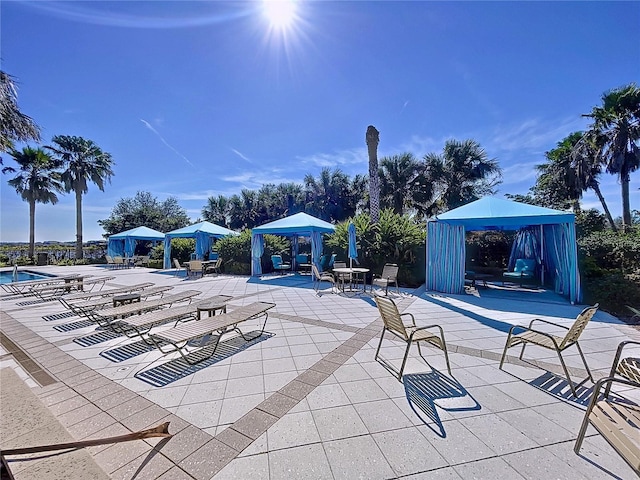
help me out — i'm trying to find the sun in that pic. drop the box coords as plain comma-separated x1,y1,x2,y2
262,0,297,30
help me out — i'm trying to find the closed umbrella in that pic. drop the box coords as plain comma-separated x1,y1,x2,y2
348,222,358,269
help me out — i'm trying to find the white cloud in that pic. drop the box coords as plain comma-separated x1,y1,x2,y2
140,118,194,167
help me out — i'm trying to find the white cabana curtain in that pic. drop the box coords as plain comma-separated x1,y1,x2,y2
426,221,466,294
251,234,264,276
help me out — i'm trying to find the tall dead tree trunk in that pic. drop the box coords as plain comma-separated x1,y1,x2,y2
366,125,380,223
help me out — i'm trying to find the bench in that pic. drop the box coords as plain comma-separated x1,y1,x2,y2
149,301,276,364
574,340,640,474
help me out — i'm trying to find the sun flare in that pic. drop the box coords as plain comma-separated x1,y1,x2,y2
262,0,297,29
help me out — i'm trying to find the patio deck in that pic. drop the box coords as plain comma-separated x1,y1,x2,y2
1,265,638,479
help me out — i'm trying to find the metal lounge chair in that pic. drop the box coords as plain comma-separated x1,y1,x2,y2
374,296,451,380
574,339,640,474
1,274,83,296
499,304,599,396
112,295,233,340
311,264,337,294
372,263,399,295
148,301,276,365
60,282,155,303
61,285,174,317
83,290,202,328
30,275,115,299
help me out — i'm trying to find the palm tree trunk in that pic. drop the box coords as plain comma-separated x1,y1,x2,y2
591,180,617,232
29,199,35,259
621,175,631,229
75,188,83,259
366,125,380,223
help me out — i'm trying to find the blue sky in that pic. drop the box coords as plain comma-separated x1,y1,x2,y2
1,1,638,242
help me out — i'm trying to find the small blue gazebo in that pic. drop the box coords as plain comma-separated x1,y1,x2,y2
107,226,165,258
426,197,581,303
163,221,238,269
251,212,336,276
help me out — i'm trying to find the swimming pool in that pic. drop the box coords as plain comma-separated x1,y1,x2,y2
0,270,54,285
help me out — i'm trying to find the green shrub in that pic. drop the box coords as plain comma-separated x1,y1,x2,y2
326,210,426,286
151,238,195,265
579,230,640,274
583,272,640,316
148,259,163,269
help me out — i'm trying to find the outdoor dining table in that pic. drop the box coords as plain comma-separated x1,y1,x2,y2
332,267,370,294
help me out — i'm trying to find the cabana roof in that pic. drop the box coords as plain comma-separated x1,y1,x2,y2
252,212,335,235
108,226,165,240
165,221,238,238
434,197,574,230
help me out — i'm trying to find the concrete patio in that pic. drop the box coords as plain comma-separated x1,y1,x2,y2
1,264,639,479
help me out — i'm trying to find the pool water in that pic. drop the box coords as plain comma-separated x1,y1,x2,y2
0,270,53,284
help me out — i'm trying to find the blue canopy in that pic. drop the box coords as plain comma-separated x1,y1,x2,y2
251,212,336,276
426,197,581,303
163,221,238,269
107,226,165,258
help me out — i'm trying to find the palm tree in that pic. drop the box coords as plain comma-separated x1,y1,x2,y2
304,168,355,222
366,125,380,223
379,152,431,216
423,139,501,216
202,195,230,227
2,147,63,258
0,71,40,152
47,135,114,259
580,83,640,229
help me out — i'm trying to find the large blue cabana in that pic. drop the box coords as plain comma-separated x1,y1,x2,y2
163,221,238,269
426,197,581,303
251,212,335,276
107,226,165,258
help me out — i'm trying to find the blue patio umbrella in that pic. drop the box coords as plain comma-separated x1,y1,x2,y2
348,222,358,268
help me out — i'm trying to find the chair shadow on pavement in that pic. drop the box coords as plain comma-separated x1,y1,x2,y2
403,370,481,438
528,370,594,406
134,331,274,387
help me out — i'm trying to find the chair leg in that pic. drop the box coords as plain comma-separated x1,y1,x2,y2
575,343,594,382
499,333,514,369
374,328,386,363
398,342,412,380
556,350,578,397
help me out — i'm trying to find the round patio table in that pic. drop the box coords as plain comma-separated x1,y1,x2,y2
112,292,141,307
333,267,370,294
196,300,228,320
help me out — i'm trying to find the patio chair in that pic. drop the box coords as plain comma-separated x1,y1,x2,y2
603,340,640,399
271,255,291,275
372,263,399,295
502,258,536,287
311,264,338,294
186,260,204,278
134,255,150,267
204,257,223,276
105,255,116,269
628,305,640,321
333,261,350,290
374,296,451,380
574,340,640,474
499,304,599,397
173,258,186,277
